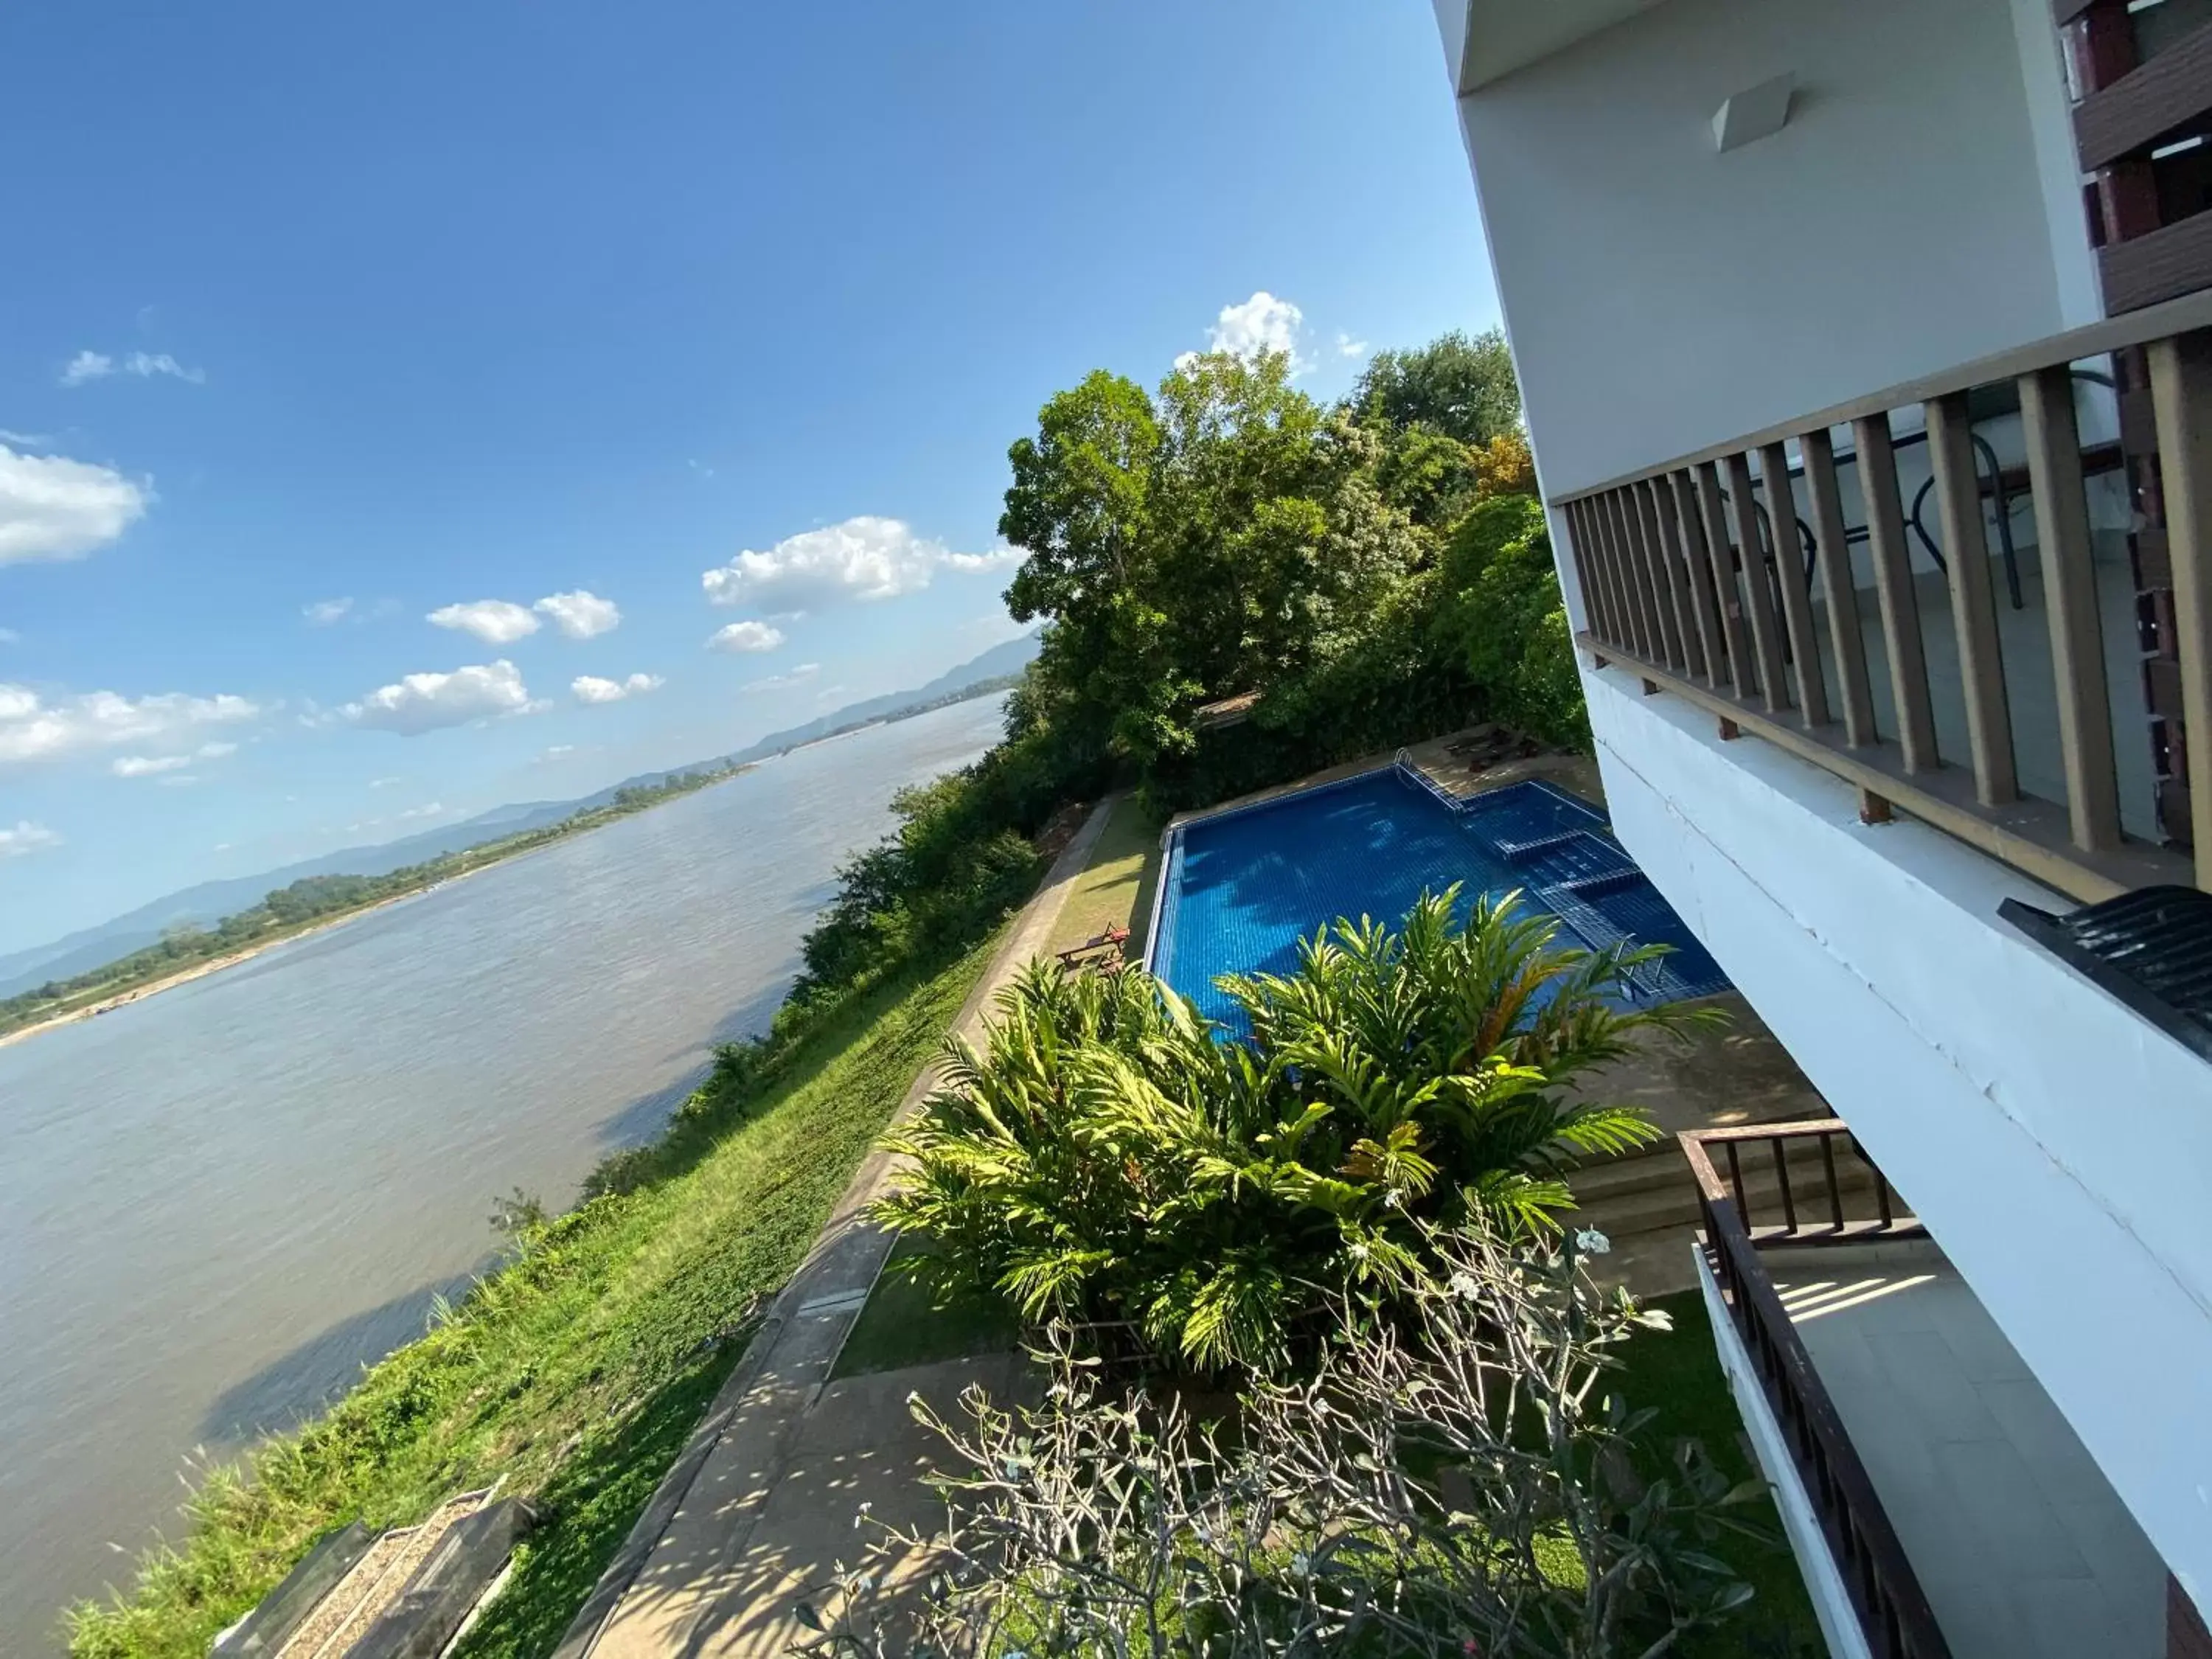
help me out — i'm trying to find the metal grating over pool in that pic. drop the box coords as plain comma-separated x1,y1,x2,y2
1147,764,1730,1032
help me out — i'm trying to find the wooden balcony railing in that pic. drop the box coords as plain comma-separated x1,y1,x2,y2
1554,288,2212,906
1679,1122,1950,1659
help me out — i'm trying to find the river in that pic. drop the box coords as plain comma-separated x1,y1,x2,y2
0,694,1008,1654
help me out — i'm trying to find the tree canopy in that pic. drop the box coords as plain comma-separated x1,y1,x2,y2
1352,326,1523,447
991,339,1570,810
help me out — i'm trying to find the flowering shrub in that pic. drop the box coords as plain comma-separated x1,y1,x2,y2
802,1226,1772,1658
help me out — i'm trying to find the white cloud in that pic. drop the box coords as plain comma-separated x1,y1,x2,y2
112,753,192,777
707,619,785,654
61,349,204,386
0,821,61,858
304,597,354,625
534,589,621,639
128,352,203,383
428,599,540,645
538,745,575,762
0,684,258,768
344,660,538,735
113,740,238,779
0,429,51,448
1335,332,1370,359
1178,291,1310,373
395,801,447,821
572,672,662,704
0,443,150,564
743,663,821,693
701,517,1019,612
0,627,18,644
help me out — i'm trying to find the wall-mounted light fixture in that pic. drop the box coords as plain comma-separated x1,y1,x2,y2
1713,71,1795,153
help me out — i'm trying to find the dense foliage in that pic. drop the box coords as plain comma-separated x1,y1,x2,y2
0,765,741,1040
995,336,1575,813
879,892,1712,1374
780,330,1580,1006
813,1228,1770,1659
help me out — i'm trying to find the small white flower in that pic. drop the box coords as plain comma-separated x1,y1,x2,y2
1640,1307,1674,1332
853,1500,873,1529
1449,1272,1480,1301
1574,1228,1612,1256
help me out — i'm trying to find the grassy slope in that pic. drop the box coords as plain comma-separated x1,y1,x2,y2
1042,795,1162,959
66,933,1002,1659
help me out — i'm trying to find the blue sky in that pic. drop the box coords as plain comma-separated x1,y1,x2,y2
0,1,1500,956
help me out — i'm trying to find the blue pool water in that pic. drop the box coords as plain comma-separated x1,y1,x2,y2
1149,766,1729,1032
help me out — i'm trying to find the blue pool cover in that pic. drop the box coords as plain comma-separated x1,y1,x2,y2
1148,765,1730,1032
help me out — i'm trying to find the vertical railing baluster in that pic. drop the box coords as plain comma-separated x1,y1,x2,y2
1671,468,1729,689
1627,482,1686,669
1640,477,1698,676
1726,451,1791,712
1563,501,1602,641
2020,366,2124,852
2148,331,2212,891
1927,392,2020,806
1604,489,1658,661
1853,412,1941,772
1566,500,1612,647
1816,1132,1843,1231
1725,1141,1747,1221
1585,497,1635,653
1761,440,1832,728
1802,426,1879,746
1772,1136,1799,1234
1697,461,1756,698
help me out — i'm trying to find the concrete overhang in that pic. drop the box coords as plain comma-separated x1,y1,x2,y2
1433,0,1669,91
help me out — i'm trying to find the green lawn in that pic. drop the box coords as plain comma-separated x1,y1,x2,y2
1045,794,1164,959
830,1236,1021,1380
66,932,1005,1659
1610,1290,1826,1659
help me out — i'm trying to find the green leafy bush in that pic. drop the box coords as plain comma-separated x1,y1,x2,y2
1435,494,1590,752
878,891,1715,1374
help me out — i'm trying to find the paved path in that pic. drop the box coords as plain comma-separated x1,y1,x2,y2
555,798,1118,1659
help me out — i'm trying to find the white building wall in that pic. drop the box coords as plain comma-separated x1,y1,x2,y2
1453,0,2090,497
1582,667,2212,1613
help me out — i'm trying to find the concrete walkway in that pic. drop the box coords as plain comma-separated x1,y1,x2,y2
554,799,1117,1659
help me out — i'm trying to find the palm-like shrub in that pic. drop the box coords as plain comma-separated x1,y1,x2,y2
877,888,1717,1373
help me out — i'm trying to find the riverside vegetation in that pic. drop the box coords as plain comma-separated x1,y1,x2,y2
68,331,1613,1657
1,765,744,1045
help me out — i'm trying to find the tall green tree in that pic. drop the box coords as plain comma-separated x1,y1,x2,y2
1354,327,1522,447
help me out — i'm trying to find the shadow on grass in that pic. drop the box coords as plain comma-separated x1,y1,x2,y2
449,1342,742,1659
832,1237,1020,1380
1612,1290,1826,1659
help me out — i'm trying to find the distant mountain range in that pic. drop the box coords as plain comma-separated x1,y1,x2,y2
0,633,1040,998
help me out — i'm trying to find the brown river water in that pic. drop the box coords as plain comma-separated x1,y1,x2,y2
0,695,1006,1653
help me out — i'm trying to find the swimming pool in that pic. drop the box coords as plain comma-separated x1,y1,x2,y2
1146,765,1729,1031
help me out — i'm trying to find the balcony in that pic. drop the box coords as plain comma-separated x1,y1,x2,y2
1680,1122,2171,1659
1554,289,2212,910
